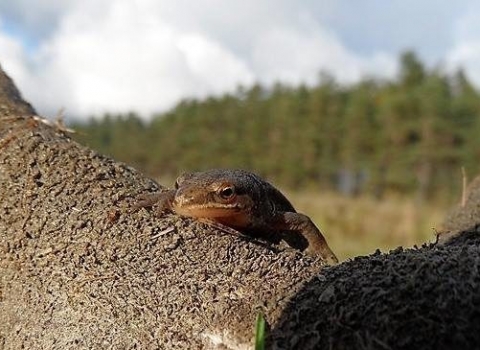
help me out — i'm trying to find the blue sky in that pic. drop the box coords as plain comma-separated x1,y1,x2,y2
0,0,479,119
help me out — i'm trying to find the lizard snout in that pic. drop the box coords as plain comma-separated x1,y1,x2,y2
173,187,198,206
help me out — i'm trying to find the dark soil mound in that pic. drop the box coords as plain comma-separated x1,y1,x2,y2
272,232,480,349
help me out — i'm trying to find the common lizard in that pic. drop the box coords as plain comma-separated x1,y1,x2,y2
135,169,338,264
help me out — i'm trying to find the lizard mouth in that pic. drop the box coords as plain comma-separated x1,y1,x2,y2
173,202,244,218
173,204,252,228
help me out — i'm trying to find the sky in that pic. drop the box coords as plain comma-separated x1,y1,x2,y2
1,0,480,120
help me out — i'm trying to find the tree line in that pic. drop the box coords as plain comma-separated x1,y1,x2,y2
72,51,480,202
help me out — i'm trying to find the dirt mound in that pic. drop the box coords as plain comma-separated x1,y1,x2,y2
440,175,480,244
0,64,36,116
0,63,328,348
271,232,480,349
0,115,330,349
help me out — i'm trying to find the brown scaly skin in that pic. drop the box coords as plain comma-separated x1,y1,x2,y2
135,169,338,264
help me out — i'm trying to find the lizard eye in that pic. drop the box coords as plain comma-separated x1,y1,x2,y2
219,186,236,199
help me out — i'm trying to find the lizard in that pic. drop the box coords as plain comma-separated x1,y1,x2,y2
134,169,338,264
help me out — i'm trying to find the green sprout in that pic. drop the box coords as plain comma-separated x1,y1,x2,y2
255,312,266,350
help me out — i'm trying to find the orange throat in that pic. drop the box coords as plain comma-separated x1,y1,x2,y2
173,204,251,228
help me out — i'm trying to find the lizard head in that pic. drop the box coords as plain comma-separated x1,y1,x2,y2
171,169,258,227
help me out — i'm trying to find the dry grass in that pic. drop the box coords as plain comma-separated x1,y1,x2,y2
287,191,450,262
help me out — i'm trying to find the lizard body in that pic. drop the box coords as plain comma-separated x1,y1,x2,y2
135,169,338,264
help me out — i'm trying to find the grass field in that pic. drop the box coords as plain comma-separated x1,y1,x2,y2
287,191,453,262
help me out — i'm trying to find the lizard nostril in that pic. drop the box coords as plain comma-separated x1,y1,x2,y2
174,178,183,189
177,186,204,205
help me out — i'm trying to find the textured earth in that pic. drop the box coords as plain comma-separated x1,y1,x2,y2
270,232,480,349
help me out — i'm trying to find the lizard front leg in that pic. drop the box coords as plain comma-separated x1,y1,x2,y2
272,212,338,264
132,190,176,215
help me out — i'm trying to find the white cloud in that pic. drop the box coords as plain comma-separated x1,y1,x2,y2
250,12,397,86
176,34,255,93
0,0,399,120
37,0,196,117
0,28,29,85
447,42,480,81
251,25,357,85
251,24,396,86
446,5,480,85
1,0,258,118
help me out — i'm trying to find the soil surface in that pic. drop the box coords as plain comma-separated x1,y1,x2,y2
271,233,480,349
1,65,480,350
439,174,480,243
